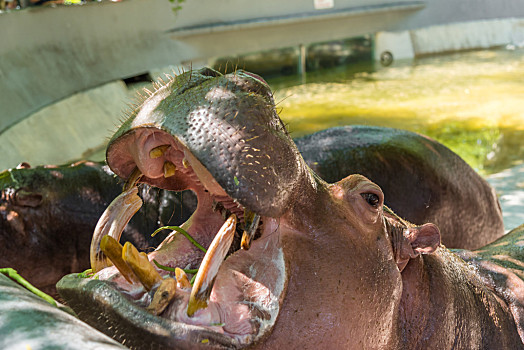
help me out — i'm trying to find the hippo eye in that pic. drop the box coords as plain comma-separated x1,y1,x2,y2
361,193,380,208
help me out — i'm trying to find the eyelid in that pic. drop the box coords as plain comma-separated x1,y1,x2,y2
359,185,382,197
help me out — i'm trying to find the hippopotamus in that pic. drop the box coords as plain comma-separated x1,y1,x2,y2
54,68,524,349
1,127,502,298
296,126,504,249
0,161,195,296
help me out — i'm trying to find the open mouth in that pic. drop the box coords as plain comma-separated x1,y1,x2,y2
59,127,287,349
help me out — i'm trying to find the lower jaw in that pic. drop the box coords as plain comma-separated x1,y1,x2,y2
57,274,242,349
76,141,288,347
64,213,286,348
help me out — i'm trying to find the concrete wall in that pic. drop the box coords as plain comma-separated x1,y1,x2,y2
0,0,179,133
1,0,428,134
411,18,524,55
0,81,128,168
375,18,524,61
3,0,524,134
1,0,524,169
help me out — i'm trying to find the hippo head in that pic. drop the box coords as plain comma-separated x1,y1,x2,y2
57,68,441,349
0,162,118,295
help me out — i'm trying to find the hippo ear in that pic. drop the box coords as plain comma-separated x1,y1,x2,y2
406,223,441,255
397,223,440,272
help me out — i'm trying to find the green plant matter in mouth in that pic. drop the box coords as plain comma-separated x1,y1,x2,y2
152,225,207,253
153,259,198,275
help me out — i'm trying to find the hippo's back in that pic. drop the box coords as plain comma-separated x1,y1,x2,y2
295,125,504,249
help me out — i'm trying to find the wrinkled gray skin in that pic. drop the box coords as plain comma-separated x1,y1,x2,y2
296,126,504,250
56,68,524,349
455,223,524,339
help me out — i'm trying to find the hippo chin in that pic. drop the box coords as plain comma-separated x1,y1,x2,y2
57,68,524,349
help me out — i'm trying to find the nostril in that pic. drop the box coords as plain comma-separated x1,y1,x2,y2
241,71,268,86
198,67,222,78
229,71,272,98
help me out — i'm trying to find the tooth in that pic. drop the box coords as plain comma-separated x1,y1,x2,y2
146,277,177,315
149,145,170,159
99,235,138,284
182,158,190,168
163,161,176,178
175,268,192,289
241,210,261,250
123,167,143,192
187,214,237,317
122,242,162,291
90,186,143,272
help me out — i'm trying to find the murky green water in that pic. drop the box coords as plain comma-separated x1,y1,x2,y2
268,48,524,175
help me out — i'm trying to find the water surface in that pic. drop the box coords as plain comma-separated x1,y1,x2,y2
269,48,524,175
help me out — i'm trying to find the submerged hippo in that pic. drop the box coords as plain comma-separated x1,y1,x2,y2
296,126,504,249
0,161,194,296
55,68,524,349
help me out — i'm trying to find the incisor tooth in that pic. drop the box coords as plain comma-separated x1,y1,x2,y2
175,268,192,289
146,277,177,315
90,186,143,273
187,214,237,317
100,235,138,284
163,161,176,178
122,242,162,291
149,145,170,159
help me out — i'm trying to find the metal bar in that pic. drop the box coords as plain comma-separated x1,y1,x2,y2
298,44,307,84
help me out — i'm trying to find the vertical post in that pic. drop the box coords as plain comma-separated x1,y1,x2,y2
298,43,306,84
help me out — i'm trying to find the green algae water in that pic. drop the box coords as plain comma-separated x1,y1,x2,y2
268,48,524,175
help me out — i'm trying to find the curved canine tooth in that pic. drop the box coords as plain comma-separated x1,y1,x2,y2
146,277,177,315
122,242,163,291
90,186,143,272
163,161,176,178
187,214,237,317
241,210,261,250
123,167,143,192
175,268,192,289
100,235,138,284
149,145,170,159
